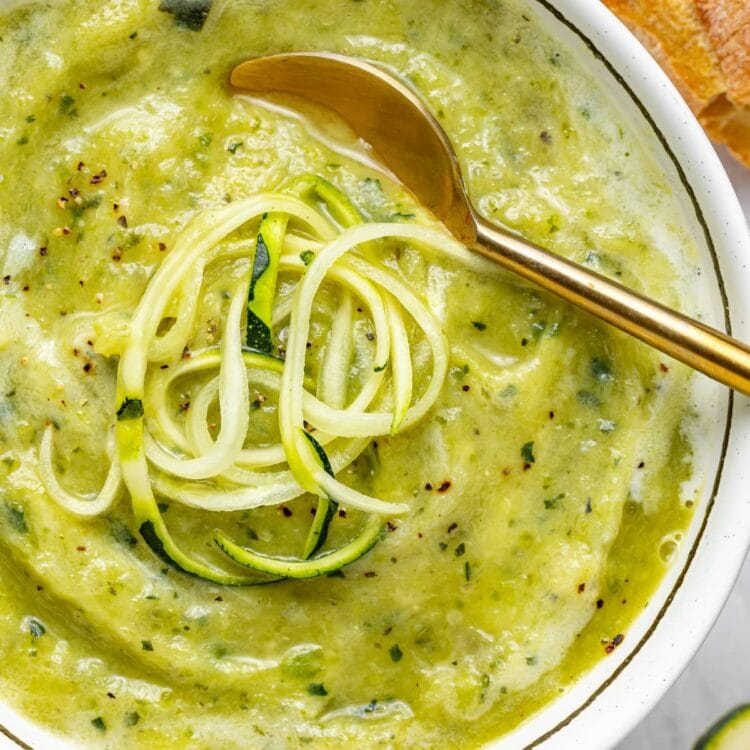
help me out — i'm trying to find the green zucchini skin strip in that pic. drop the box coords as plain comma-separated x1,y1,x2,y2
113,193,336,586
302,431,338,558
119,417,260,586
214,514,385,579
287,174,364,229
694,704,750,749
246,212,288,352
112,185,453,585
116,397,144,421
135,346,315,581
287,174,370,547
171,346,285,373
138,518,278,586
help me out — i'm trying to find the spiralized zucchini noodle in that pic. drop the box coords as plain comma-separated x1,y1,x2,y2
39,174,475,584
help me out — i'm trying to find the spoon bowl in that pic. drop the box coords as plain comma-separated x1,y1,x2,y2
231,51,750,396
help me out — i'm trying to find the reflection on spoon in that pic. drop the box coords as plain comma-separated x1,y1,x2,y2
231,52,750,397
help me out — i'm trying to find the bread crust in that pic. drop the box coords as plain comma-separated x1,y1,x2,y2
602,0,725,112
695,0,750,107
702,95,750,168
601,0,750,167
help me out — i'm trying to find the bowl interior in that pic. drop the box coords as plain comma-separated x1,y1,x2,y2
0,2,749,749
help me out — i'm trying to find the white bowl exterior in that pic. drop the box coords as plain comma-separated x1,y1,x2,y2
0,1,749,749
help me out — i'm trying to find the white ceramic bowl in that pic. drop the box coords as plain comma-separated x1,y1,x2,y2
489,2,750,748
1,1,749,749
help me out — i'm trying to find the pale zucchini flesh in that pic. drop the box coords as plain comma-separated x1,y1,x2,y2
695,705,750,750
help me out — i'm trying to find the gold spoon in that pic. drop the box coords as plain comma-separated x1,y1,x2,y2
232,51,750,396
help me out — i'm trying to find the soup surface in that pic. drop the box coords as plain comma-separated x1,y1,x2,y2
0,0,719,748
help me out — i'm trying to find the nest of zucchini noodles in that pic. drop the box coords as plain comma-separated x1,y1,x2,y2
39,175,473,584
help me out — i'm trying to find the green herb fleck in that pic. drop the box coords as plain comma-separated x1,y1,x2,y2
591,357,614,381
141,640,153,651
307,683,328,696
438,542,448,551
125,232,143,248
480,672,490,701
124,711,140,727
91,717,106,732
116,397,143,421
521,441,535,463
158,0,213,31
58,94,75,115
16,135,28,146
471,321,487,331
197,132,213,148
283,646,323,678
544,493,565,510
389,644,403,663
464,561,472,581
70,194,101,219
110,518,138,547
531,321,546,339
300,250,315,266
5,502,27,533
500,384,517,398
25,114,35,123
227,141,243,154
584,251,601,267
28,618,45,638
373,360,388,373
576,390,601,407
455,542,466,557
526,656,537,666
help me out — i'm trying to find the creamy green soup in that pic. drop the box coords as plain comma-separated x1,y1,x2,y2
0,0,716,748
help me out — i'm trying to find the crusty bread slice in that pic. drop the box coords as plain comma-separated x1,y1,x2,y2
601,0,750,168
702,95,750,168
695,0,750,107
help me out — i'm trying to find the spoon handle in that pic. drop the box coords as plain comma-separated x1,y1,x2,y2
474,215,750,396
